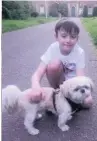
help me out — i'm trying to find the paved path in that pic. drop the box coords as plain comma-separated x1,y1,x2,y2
2,18,97,141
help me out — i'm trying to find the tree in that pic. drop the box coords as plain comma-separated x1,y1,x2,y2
2,1,33,20
49,3,59,17
2,6,12,19
58,2,68,17
49,2,68,17
83,5,88,17
93,6,97,16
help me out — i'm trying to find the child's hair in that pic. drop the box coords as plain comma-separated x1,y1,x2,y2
55,19,80,36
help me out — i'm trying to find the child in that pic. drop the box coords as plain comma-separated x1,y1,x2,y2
29,19,93,108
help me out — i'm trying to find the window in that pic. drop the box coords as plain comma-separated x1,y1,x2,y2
88,6,93,15
40,5,44,14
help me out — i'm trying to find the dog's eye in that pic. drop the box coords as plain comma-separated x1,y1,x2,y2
84,86,90,89
74,87,80,91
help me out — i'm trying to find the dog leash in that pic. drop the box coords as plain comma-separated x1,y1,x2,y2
52,89,83,115
52,89,60,113
66,98,83,115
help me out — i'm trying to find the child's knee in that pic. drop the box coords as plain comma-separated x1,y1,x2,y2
47,60,63,72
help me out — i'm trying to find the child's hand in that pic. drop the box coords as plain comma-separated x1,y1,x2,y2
26,88,45,103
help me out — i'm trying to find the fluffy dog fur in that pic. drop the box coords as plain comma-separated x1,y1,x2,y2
60,76,94,105
2,85,72,135
2,76,94,135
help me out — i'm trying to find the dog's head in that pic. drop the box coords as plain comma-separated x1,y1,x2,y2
60,76,94,104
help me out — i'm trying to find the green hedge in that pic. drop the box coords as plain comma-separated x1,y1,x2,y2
2,1,37,20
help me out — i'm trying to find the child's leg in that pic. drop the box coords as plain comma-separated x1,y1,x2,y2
46,60,65,89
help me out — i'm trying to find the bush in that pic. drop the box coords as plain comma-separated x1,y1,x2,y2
83,5,88,17
2,6,12,19
93,6,97,16
2,1,33,20
31,12,39,17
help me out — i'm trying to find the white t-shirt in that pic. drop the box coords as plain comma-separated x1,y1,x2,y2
41,41,85,80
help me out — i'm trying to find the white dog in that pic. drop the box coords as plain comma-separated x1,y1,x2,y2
2,85,72,135
2,76,94,135
60,76,94,107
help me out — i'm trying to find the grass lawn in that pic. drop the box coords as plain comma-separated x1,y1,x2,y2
82,17,97,46
2,17,58,33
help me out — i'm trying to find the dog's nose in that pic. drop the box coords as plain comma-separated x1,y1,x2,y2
80,89,85,93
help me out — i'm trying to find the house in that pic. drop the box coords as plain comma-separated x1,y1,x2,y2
31,0,97,17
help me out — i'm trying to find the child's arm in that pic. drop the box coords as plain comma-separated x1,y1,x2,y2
31,61,47,88
27,61,47,102
28,44,53,101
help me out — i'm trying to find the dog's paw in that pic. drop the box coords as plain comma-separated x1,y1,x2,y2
60,125,70,132
28,128,40,135
36,113,42,120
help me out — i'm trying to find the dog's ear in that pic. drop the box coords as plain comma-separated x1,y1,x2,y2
88,78,94,92
90,82,94,92
60,84,68,97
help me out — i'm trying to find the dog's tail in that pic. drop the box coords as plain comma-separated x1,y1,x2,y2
2,85,22,114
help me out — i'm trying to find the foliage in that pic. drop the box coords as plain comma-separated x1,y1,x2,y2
2,1,33,20
58,2,68,17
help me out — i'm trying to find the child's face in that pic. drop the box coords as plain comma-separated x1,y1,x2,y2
55,29,79,54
